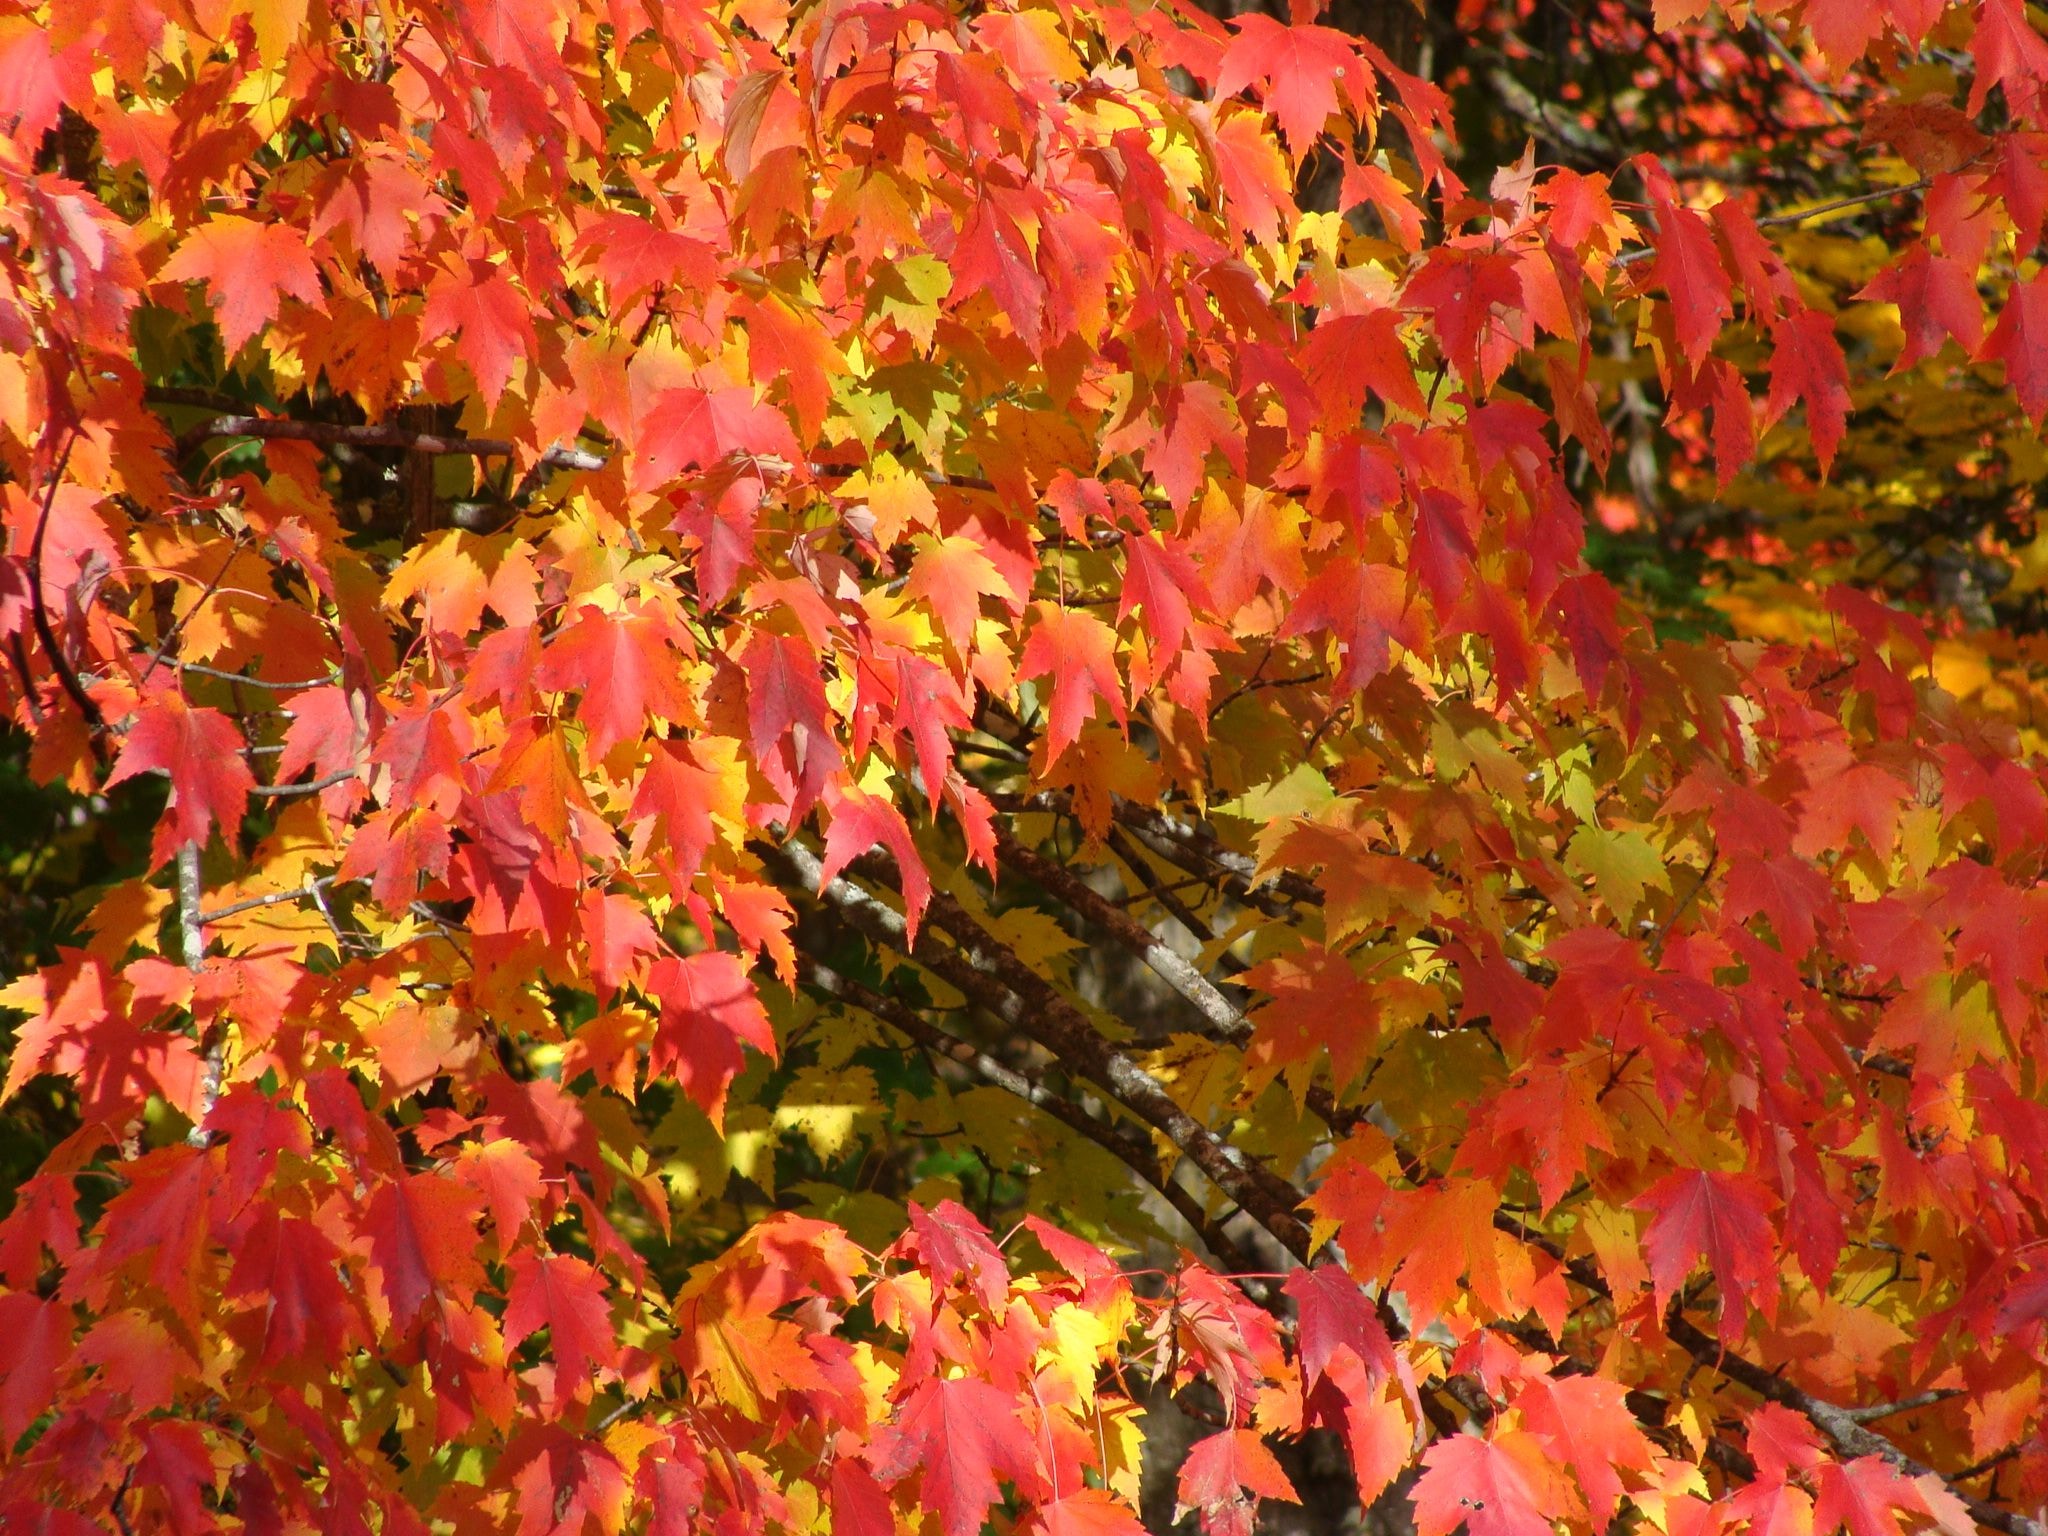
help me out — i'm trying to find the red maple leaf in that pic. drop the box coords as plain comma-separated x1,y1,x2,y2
817,788,931,942
105,694,255,865
421,258,538,413
901,1199,1009,1310
1765,308,1851,476
1634,1168,1780,1343
1857,247,1984,370
1406,246,1525,391
1412,1431,1568,1536
1515,1373,1655,1533
1284,1264,1397,1396
873,1376,1040,1536
361,1170,488,1330
1982,268,2048,424
535,604,697,760
1176,1430,1300,1536
158,213,324,354
226,1209,365,1368
1642,196,1733,369
645,950,777,1126
1214,15,1364,159
503,1251,622,1404
1017,603,1126,764
949,196,1048,354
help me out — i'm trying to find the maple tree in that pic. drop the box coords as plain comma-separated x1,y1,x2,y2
4,0,2048,1533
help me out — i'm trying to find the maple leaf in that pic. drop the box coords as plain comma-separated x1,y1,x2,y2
136,1420,215,1536
645,950,777,1127
903,534,1019,655
1856,247,1984,370
1813,1458,1927,1536
1634,1169,1780,1343
873,1376,1040,1536
1642,196,1733,368
0,1291,66,1442
817,789,931,943
1981,268,2048,424
745,632,837,772
901,1199,1009,1310
1018,603,1127,764
1407,246,1525,390
1746,1404,1828,1480
1765,308,1851,475
104,694,255,864
1208,106,1294,244
158,213,324,354
453,1138,547,1245
831,1460,897,1536
421,258,538,413
950,196,1048,354
636,385,803,491
1277,559,1415,693
1283,1264,1396,1393
361,1171,488,1330
226,1209,365,1368
535,604,697,760
1176,1430,1301,1536
503,1251,622,1403
1036,1490,1150,1536
1214,15,1363,159
1516,1373,1654,1533
1970,0,2048,122
1412,1431,1569,1536
507,1426,631,1536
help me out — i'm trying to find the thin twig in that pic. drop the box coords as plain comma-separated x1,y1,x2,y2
1616,180,1930,267
247,766,362,798
178,415,608,472
179,843,221,1147
197,875,347,925
25,430,102,730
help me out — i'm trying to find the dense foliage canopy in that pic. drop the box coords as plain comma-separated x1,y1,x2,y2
4,0,2048,1534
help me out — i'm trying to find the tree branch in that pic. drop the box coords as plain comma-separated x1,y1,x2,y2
25,431,103,731
760,838,1314,1260
179,842,221,1147
1663,1305,2042,1536
177,415,608,473
992,827,1254,1048
798,951,1257,1270
197,875,348,925
247,766,361,798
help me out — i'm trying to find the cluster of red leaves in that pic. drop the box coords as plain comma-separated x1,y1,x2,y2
3,0,2048,1535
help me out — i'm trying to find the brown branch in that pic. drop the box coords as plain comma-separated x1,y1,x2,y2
25,431,102,730
1663,1305,2041,1536
991,827,1254,1048
761,838,1314,1260
197,875,347,925
799,951,1256,1271
247,765,361,798
179,843,220,1147
177,415,608,473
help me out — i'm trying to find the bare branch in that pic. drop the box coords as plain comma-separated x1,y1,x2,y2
198,875,347,925
799,951,1256,1270
179,842,221,1147
760,838,1314,1260
1663,1306,2041,1536
26,431,103,732
247,766,361,798
992,827,1253,1048
178,414,608,473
